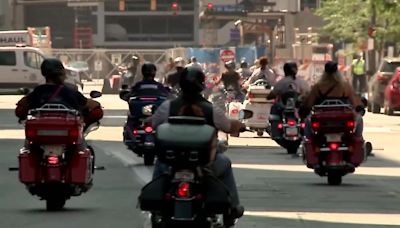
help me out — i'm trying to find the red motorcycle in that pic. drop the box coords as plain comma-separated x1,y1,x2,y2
302,99,366,185
10,92,104,210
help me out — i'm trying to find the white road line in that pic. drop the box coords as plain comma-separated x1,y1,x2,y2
103,115,126,119
364,127,392,133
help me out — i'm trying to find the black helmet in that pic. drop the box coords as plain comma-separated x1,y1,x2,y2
141,62,157,78
41,58,65,78
179,67,205,94
325,61,338,74
283,61,298,76
240,61,248,68
225,60,235,69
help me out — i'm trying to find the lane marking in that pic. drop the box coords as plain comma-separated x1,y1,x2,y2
244,211,400,225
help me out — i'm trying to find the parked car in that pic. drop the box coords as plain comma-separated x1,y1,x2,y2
383,67,400,115
68,61,92,81
64,66,84,91
368,57,400,113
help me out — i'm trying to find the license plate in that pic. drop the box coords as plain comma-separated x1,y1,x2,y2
174,171,195,180
326,134,341,142
285,127,298,136
37,130,68,136
42,145,64,156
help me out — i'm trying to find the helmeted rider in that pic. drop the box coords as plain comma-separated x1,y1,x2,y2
129,62,169,97
245,56,277,87
151,67,246,225
300,61,364,137
164,57,185,89
267,61,310,138
236,60,252,81
185,56,203,71
15,58,103,148
216,60,245,102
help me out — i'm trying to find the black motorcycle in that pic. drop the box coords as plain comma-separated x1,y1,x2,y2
120,87,167,165
269,97,303,154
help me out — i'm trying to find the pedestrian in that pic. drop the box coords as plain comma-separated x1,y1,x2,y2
351,53,367,95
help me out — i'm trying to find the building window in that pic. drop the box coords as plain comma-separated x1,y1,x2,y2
301,0,319,10
0,51,16,66
105,0,194,12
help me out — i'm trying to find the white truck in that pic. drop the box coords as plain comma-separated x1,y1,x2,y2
0,27,51,49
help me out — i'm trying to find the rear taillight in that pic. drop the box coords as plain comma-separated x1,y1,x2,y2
300,122,306,128
231,109,239,115
346,121,355,128
47,156,59,165
177,182,190,198
329,143,339,151
287,119,296,126
133,129,139,135
144,126,153,133
277,123,283,129
311,122,320,130
139,97,158,101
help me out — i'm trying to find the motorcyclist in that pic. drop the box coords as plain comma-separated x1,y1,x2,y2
216,60,245,102
236,60,252,81
300,61,364,137
245,56,277,87
15,58,102,147
185,56,203,71
151,67,246,224
267,61,310,138
129,62,169,97
164,57,185,89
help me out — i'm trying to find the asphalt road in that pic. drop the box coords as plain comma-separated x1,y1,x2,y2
1,92,400,227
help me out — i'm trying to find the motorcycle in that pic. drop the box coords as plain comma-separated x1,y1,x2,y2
10,91,104,210
302,99,366,185
120,86,167,166
269,97,304,154
139,110,253,228
242,79,274,137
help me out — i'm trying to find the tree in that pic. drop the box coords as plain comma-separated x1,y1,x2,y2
316,0,400,58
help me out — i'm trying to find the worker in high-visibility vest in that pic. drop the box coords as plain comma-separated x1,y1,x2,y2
351,53,366,95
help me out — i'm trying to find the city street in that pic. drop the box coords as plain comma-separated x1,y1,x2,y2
1,92,400,228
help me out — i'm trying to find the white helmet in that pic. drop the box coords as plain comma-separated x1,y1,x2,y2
174,57,185,68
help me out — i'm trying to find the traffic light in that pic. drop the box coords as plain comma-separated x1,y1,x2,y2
207,3,214,10
119,0,125,11
171,2,178,15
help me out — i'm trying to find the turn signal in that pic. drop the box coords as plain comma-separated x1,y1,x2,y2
287,119,296,126
277,123,283,129
346,121,355,128
133,129,139,135
311,122,320,130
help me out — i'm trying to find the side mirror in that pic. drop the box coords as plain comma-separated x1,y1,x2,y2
18,88,30,95
239,109,253,120
119,90,130,101
90,90,102,98
121,84,129,90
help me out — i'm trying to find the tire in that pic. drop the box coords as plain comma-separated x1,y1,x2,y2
287,144,298,155
46,196,66,211
327,173,342,185
365,141,373,156
367,102,372,112
257,130,263,137
144,153,155,166
384,103,394,116
371,103,381,114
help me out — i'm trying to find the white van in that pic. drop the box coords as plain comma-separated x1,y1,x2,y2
0,45,81,93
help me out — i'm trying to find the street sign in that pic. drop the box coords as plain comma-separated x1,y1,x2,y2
220,49,235,63
230,28,240,42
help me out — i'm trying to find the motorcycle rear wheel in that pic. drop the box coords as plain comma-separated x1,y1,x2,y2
46,196,66,211
327,173,342,186
144,153,155,166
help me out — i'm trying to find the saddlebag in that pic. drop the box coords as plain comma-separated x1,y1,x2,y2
156,117,217,167
203,175,232,214
66,149,93,184
303,138,319,168
349,136,365,166
138,174,170,211
18,148,39,183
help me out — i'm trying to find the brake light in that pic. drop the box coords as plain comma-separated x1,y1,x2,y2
139,97,158,101
329,143,339,151
346,121,355,128
47,156,59,165
277,123,283,129
133,129,139,135
231,109,239,114
311,122,320,130
144,126,153,133
300,122,306,128
177,182,190,198
287,119,296,126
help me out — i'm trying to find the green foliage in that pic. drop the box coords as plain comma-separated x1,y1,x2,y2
316,0,400,50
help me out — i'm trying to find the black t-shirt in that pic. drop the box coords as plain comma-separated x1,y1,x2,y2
166,69,183,88
27,84,87,111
